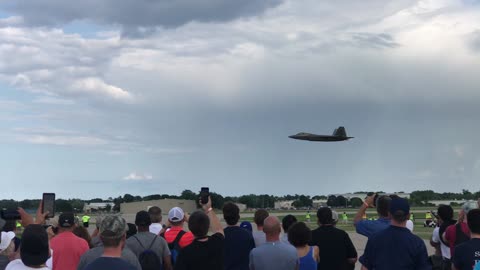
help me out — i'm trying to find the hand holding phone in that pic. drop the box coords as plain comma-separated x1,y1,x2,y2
200,187,209,205
42,193,56,218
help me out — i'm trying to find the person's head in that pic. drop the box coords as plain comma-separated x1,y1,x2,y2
467,209,480,235
135,211,152,231
126,223,137,239
288,222,311,247
58,212,76,232
148,206,162,224
73,226,92,248
0,231,15,256
263,216,281,239
2,220,17,233
377,195,392,218
316,207,333,225
99,215,127,248
254,209,269,228
389,197,410,224
282,215,297,233
223,202,240,226
437,205,454,222
20,224,50,267
240,221,252,232
168,207,185,227
188,211,210,238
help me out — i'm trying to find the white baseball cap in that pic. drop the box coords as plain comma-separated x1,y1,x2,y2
0,231,15,252
168,207,185,222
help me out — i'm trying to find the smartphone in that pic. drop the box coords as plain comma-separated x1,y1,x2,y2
42,193,56,218
200,187,209,205
0,210,21,220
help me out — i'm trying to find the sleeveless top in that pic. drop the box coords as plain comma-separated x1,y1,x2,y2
299,246,317,270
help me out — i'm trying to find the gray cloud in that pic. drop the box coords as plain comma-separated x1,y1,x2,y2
350,33,400,49
2,0,283,34
468,30,480,51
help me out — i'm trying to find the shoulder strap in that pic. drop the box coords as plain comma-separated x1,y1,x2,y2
147,235,158,250
133,235,146,250
173,231,186,248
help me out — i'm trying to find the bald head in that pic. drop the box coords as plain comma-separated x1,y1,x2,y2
263,216,281,238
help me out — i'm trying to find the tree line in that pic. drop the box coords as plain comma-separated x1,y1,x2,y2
1,189,479,212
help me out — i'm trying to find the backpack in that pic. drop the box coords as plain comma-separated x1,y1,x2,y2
133,235,162,270
161,230,186,265
454,223,470,246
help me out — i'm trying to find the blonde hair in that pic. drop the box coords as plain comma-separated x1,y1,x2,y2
0,240,15,256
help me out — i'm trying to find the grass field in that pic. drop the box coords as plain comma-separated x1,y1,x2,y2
239,212,441,240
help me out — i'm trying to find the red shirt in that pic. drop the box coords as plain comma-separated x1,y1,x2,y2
50,231,89,270
444,222,470,258
163,226,194,248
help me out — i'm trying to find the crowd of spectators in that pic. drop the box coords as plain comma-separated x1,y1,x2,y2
0,194,479,270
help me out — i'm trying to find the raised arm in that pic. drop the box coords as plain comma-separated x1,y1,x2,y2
201,196,224,236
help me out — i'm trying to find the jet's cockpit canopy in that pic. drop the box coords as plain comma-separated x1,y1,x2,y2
296,132,309,136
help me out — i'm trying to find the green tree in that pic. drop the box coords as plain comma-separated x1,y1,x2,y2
180,190,198,201
56,199,73,212
327,195,337,207
123,194,134,203
350,197,363,207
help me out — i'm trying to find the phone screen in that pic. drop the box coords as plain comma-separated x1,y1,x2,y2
42,193,56,218
200,187,209,204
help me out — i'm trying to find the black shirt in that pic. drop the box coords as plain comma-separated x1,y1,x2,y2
224,226,255,270
453,238,480,270
174,233,225,270
309,225,357,270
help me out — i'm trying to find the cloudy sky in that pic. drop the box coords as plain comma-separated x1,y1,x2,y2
1,0,479,200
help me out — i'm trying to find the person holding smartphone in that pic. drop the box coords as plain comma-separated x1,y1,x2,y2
174,196,224,270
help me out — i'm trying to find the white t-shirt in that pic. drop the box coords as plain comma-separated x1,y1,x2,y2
406,220,414,232
431,227,450,259
6,259,50,270
149,223,163,235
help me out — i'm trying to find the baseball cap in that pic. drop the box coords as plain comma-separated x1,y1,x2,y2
390,197,410,215
0,231,15,252
240,221,252,232
168,207,185,222
100,215,127,239
58,213,75,228
21,224,49,266
135,211,151,227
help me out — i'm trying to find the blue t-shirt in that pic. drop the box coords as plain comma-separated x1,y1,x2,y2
453,238,480,270
355,217,390,238
84,257,137,270
249,241,298,270
359,226,430,270
224,226,255,270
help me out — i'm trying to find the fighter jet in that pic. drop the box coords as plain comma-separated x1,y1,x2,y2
289,126,353,142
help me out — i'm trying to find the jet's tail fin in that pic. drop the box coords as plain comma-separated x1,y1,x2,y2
333,126,347,137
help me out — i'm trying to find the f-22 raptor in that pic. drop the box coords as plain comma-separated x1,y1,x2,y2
289,126,353,142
